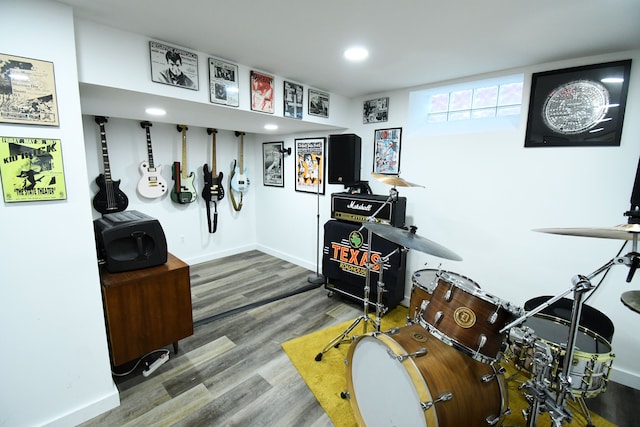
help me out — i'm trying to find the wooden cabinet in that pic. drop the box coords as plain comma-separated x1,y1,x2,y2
100,253,193,366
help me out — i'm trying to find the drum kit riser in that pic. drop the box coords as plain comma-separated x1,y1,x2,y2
314,175,639,427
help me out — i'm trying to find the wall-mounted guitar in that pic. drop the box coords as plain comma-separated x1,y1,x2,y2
171,124,197,204
92,116,129,214
137,121,168,199
203,128,224,233
229,131,249,211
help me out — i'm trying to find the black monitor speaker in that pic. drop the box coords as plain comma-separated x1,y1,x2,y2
328,133,361,185
93,210,167,273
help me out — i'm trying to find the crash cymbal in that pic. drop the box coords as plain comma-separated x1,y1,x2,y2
621,290,640,314
533,223,640,240
371,173,425,188
363,222,462,261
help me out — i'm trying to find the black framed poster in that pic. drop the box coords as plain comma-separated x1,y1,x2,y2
524,59,631,147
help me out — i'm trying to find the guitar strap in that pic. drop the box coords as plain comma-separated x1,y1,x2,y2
229,159,243,212
205,200,218,233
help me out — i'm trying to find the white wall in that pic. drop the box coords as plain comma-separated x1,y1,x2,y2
0,1,119,426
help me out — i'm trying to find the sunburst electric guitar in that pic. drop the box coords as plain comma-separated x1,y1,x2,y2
229,131,249,211
92,116,129,214
171,124,197,204
203,128,224,233
137,121,168,198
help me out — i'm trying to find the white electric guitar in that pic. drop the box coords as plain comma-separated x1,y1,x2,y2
137,121,168,198
230,131,250,193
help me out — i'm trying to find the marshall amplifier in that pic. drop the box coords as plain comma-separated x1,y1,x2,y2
331,192,406,228
322,220,406,310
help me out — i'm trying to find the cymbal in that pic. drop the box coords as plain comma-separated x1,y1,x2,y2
363,222,462,261
371,173,425,188
621,290,640,314
533,223,640,240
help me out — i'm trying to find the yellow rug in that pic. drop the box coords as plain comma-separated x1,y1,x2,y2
282,306,616,427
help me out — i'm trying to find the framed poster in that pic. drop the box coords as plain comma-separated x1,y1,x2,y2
524,59,631,147
0,53,59,126
250,71,274,113
308,89,329,118
373,128,402,175
0,136,67,202
263,141,284,187
209,58,239,107
363,97,389,124
149,41,198,90
295,137,325,194
284,81,303,119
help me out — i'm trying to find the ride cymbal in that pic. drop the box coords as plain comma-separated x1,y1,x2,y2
533,223,640,240
621,290,640,314
371,173,425,188
363,222,462,261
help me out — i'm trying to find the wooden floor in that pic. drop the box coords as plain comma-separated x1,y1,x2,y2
80,250,638,427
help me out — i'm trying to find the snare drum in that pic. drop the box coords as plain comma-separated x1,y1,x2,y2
409,269,480,323
507,313,615,398
346,323,508,426
419,273,523,364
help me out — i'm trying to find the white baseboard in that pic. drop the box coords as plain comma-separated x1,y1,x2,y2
609,366,640,390
184,244,257,266
43,382,119,427
256,245,316,272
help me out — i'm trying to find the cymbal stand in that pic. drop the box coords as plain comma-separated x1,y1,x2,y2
314,228,382,361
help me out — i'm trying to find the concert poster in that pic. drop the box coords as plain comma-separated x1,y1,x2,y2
149,41,199,91
250,71,274,113
0,53,59,126
0,136,67,202
295,137,325,194
209,58,239,107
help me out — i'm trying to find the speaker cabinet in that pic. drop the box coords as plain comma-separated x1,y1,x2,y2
322,220,406,310
328,133,361,185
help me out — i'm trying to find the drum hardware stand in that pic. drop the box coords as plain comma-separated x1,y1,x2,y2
315,229,401,361
501,245,639,427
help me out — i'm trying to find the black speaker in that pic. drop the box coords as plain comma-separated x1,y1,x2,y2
328,133,361,184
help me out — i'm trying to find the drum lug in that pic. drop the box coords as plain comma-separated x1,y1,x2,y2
444,286,453,301
387,347,427,362
481,366,506,383
488,310,498,325
420,392,452,411
434,311,444,326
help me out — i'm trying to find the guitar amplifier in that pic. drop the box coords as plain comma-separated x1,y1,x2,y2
331,192,406,228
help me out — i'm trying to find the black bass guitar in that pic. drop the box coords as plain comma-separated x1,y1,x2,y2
202,128,224,202
92,116,129,214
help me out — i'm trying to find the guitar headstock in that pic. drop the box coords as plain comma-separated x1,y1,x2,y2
140,121,152,129
207,128,218,135
177,124,188,133
95,116,108,125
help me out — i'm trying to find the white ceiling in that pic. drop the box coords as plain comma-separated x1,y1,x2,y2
55,0,640,134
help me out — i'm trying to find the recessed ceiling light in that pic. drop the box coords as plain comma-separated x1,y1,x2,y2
145,107,166,116
264,124,278,130
601,77,624,83
344,47,369,61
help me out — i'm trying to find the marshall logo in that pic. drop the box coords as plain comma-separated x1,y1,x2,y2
347,201,373,212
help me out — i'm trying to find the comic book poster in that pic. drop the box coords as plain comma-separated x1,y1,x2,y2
295,137,325,194
373,127,402,175
0,53,59,126
0,136,67,202
250,71,274,114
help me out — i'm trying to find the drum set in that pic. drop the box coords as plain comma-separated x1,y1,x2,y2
314,175,639,427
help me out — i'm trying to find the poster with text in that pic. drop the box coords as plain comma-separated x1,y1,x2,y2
0,136,67,202
295,137,325,194
0,53,59,126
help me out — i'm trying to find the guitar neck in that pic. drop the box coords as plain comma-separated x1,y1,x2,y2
179,125,188,179
238,132,245,170
141,121,155,168
207,128,218,174
97,121,112,182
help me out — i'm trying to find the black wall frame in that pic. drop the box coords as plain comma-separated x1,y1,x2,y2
524,59,631,148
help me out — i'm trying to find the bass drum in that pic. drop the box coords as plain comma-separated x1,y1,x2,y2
409,269,480,323
346,323,508,426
